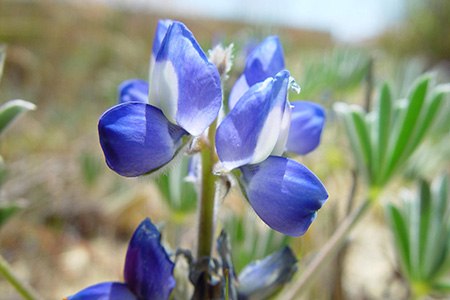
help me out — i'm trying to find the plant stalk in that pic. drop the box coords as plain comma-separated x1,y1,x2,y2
280,192,378,300
0,254,43,300
196,119,218,259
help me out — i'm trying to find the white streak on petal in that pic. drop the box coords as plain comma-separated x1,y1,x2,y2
149,60,179,124
271,102,292,156
252,106,283,164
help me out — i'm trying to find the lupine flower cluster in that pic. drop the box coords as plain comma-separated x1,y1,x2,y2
67,19,328,299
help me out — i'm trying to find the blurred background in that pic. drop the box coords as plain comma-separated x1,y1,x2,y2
0,0,449,299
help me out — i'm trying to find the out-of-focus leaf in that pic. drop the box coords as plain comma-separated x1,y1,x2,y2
156,155,197,212
79,152,102,187
334,103,368,178
299,48,370,99
375,83,393,181
0,45,5,81
388,176,450,296
0,203,22,227
387,204,411,277
0,99,36,135
384,77,429,180
350,109,372,177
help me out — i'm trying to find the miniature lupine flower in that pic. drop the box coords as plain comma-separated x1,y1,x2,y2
216,70,328,236
66,218,175,300
99,20,222,177
228,35,325,156
228,36,285,109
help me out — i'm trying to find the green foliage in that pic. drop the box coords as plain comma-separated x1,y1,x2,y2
387,176,450,297
0,45,4,81
79,152,102,188
0,99,36,136
156,155,197,213
0,202,21,228
223,209,290,272
297,48,371,100
335,76,449,187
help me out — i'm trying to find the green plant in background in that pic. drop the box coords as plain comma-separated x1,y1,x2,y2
0,47,41,300
156,155,198,214
297,48,371,101
387,176,450,299
280,74,450,300
335,76,448,188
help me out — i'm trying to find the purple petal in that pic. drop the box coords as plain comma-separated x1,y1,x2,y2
124,218,175,300
240,156,328,236
229,36,285,109
238,247,297,299
98,102,187,177
286,101,326,155
118,79,149,104
66,282,137,300
216,70,290,171
149,21,222,136
152,19,174,57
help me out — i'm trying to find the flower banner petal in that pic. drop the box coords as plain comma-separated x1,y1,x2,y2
149,21,222,136
286,101,326,155
240,156,328,236
229,36,285,109
98,102,187,177
152,19,174,57
216,70,290,171
66,282,137,300
118,79,149,104
124,218,176,300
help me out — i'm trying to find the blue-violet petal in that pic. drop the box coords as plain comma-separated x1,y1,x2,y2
229,36,285,109
216,70,290,171
124,218,176,300
66,282,137,300
149,21,222,136
98,102,187,177
118,79,149,104
240,156,328,236
286,101,325,155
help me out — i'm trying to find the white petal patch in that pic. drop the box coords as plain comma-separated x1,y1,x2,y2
149,60,179,124
271,102,292,156
252,106,283,164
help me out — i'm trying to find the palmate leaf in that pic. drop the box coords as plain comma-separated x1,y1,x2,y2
337,75,449,187
0,100,36,135
388,176,450,294
382,76,429,183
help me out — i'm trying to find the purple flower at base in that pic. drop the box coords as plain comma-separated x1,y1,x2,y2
65,218,175,300
99,20,222,177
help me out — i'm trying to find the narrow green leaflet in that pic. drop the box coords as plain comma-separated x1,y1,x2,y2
375,83,393,183
0,100,36,135
383,77,429,181
0,46,5,81
387,203,411,278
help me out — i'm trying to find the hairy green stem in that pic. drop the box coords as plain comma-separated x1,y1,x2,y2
280,189,379,300
196,120,218,259
0,254,43,300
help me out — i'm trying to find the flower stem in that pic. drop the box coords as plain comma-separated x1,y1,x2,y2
279,190,379,300
196,119,218,259
0,254,43,300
